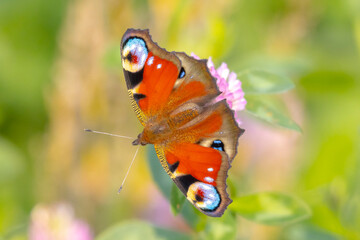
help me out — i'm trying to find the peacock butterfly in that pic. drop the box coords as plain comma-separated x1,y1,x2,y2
120,29,244,217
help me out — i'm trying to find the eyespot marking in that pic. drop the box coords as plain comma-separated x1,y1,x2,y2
178,67,185,78
211,139,225,152
187,182,220,211
122,37,148,73
195,193,203,202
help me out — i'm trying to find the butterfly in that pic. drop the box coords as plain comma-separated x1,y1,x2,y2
120,29,244,217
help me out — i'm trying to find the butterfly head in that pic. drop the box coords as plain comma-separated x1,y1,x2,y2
132,119,171,146
132,133,147,146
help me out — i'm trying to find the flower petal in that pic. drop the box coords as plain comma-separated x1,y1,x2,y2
190,53,246,125
191,53,200,60
217,63,230,80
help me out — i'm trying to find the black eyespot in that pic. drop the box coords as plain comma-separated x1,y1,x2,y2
125,53,132,62
195,193,203,202
211,140,225,152
178,67,185,78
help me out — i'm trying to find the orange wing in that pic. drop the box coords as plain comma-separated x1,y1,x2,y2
121,29,181,123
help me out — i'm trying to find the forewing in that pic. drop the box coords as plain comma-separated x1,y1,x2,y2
121,29,181,123
120,29,222,125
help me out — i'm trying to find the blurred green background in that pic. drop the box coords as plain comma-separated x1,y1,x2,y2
1,0,360,239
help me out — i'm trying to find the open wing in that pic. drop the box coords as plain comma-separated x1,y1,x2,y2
155,101,243,217
120,29,220,123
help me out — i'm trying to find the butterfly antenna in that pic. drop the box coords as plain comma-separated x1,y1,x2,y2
84,129,135,140
118,145,140,193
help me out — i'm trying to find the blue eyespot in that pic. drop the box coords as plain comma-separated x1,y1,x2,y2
178,67,185,78
122,38,148,73
187,182,220,211
211,140,225,152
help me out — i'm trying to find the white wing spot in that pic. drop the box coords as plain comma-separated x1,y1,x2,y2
207,168,214,172
147,56,154,65
204,177,214,183
157,64,162,69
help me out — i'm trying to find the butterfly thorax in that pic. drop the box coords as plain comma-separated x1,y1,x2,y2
132,106,201,146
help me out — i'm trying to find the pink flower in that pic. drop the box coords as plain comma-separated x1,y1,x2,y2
29,203,93,240
191,53,247,125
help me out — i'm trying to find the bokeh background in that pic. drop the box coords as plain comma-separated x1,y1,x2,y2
1,0,360,239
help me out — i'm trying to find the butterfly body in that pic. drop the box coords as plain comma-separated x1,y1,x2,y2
121,29,244,217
